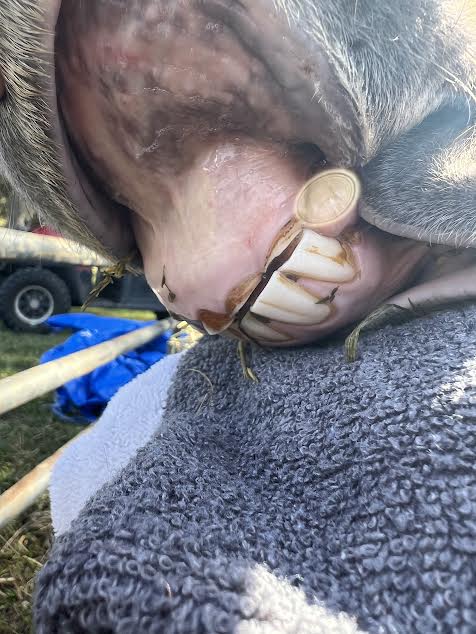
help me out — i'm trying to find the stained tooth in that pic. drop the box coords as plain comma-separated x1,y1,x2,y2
265,220,301,267
299,229,343,257
282,229,355,282
251,271,331,325
225,273,262,316
294,168,360,236
240,314,290,342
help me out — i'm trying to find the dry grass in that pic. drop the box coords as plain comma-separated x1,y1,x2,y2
0,308,156,633
0,498,56,634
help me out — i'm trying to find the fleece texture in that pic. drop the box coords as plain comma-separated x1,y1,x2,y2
34,307,476,633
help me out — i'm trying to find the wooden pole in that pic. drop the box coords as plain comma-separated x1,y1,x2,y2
0,228,111,266
0,320,171,416
0,428,91,529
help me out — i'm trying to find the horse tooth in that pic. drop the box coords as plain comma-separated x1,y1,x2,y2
240,314,290,342
265,220,301,268
251,271,331,325
294,168,360,236
299,229,343,257
282,229,355,282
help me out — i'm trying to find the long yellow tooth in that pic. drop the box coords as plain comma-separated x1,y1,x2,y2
240,314,291,342
282,229,355,282
251,272,331,325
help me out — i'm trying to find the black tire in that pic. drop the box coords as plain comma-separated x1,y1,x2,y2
0,268,72,332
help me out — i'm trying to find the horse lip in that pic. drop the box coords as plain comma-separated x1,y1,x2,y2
51,0,364,261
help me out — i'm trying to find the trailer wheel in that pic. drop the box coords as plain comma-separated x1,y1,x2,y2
0,268,71,332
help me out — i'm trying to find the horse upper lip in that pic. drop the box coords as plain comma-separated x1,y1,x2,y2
52,0,364,261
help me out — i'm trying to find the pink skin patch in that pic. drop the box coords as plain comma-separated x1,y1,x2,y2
56,1,432,346
131,141,314,322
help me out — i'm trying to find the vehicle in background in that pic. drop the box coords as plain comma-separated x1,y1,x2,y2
0,227,166,332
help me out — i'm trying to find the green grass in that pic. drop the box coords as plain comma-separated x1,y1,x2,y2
0,309,156,633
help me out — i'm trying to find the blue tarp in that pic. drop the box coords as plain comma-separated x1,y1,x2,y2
40,313,171,423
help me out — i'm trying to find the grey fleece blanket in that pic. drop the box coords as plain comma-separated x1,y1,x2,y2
34,306,476,633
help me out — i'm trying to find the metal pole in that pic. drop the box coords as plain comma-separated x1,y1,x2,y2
0,428,91,529
0,320,172,416
0,227,111,266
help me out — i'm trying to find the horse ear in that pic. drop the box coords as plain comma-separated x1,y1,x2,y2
360,103,476,248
